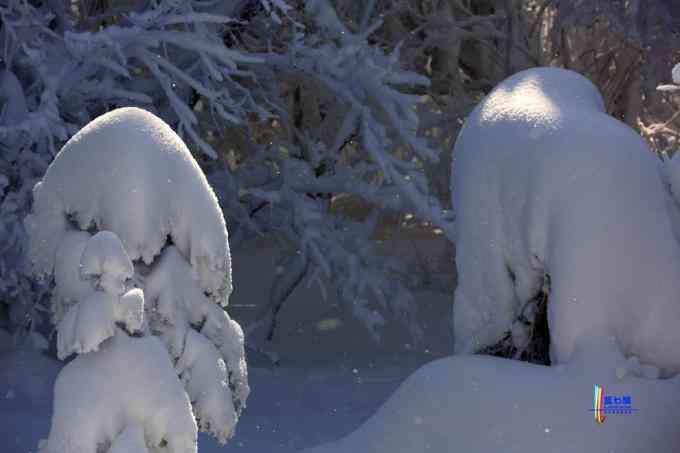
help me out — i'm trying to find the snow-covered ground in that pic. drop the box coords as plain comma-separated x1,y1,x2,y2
0,346,436,453
0,232,452,453
305,356,680,453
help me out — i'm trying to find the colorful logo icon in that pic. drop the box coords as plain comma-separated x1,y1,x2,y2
590,385,638,424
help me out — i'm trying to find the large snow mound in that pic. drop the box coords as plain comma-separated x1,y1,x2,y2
25,107,232,303
451,67,680,375
301,354,680,453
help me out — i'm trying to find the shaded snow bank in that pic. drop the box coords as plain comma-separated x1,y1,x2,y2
301,354,680,453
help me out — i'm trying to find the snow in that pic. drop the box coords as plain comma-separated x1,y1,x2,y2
300,67,680,453
10,345,679,453
118,288,145,334
52,230,94,322
177,329,237,443
672,62,680,85
1,232,449,453
44,332,197,453
108,425,148,453
25,107,247,451
145,245,250,418
450,67,680,376
54,231,139,359
80,231,133,296
54,232,143,358
56,291,117,359
145,246,217,329
300,354,680,453
25,106,232,303
11,68,680,453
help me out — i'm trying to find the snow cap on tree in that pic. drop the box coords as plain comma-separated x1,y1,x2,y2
25,107,233,306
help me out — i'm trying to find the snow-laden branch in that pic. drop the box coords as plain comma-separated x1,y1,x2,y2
261,10,454,240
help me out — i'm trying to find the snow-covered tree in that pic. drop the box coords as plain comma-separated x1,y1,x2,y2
26,107,248,452
0,0,277,344
0,0,460,351
451,67,680,376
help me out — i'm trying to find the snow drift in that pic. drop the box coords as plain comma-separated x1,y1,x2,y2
300,354,680,453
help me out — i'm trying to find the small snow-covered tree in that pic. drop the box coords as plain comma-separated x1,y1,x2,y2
26,107,248,452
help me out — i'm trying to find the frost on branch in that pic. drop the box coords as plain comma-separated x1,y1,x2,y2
27,107,247,452
118,288,145,335
234,0,452,348
2,0,448,355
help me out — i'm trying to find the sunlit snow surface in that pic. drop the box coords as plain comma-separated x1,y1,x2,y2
451,67,680,375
